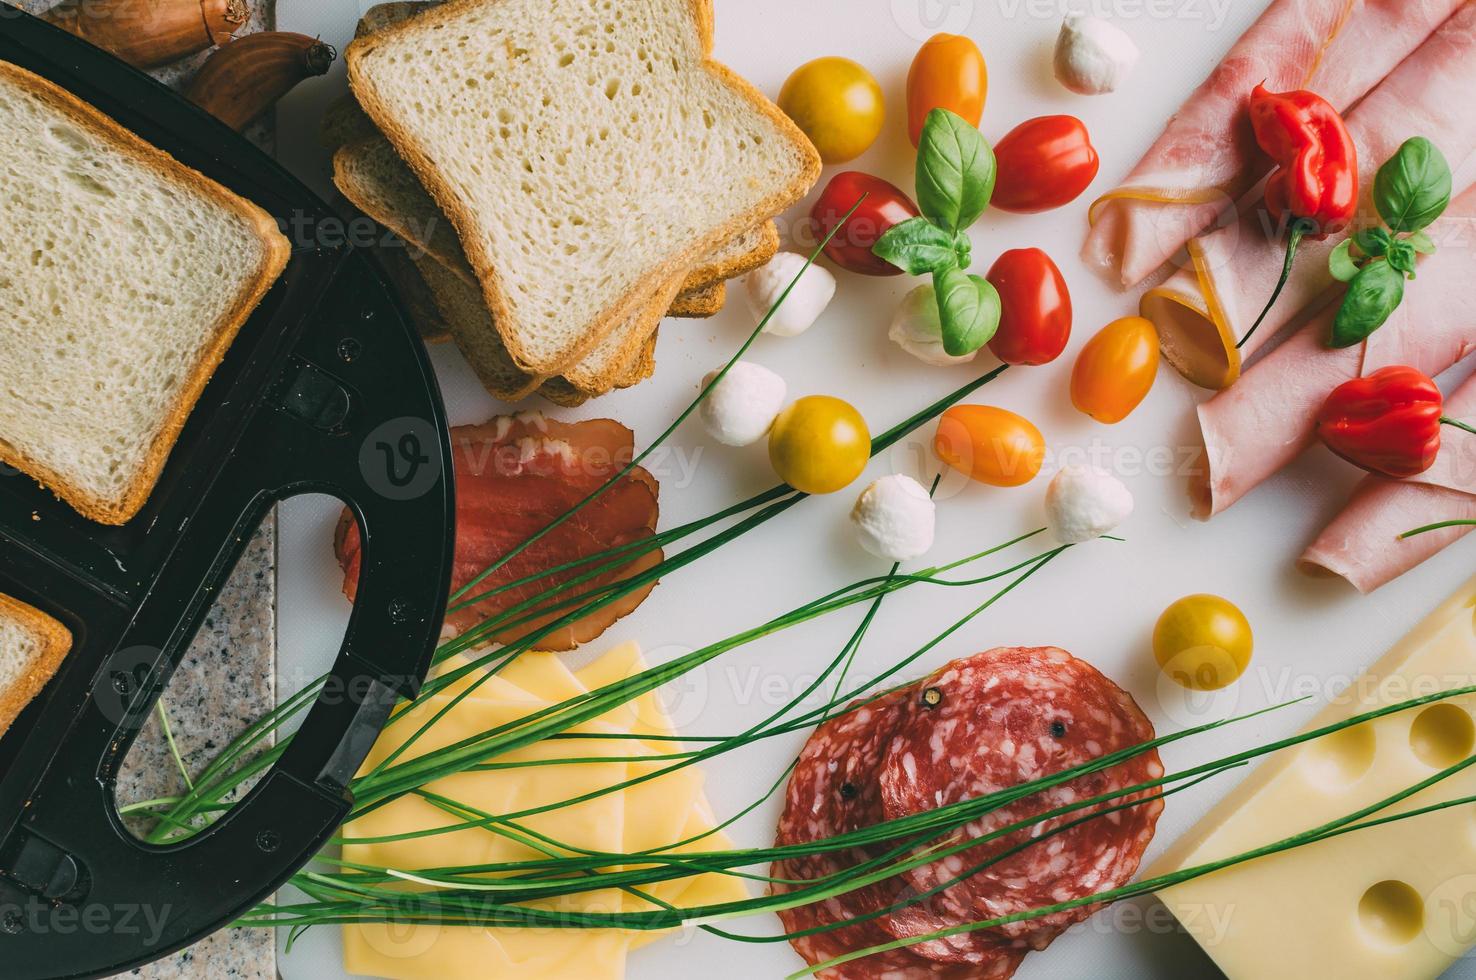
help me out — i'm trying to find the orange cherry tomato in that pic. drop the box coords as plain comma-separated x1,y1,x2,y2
1071,317,1161,424
907,33,988,148
934,406,1045,488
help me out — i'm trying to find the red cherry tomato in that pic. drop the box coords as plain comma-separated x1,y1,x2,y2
992,115,1100,214
985,248,1072,366
809,171,920,276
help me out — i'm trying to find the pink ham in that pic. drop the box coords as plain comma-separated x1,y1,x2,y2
1143,4,1476,386
1082,0,1462,290
1191,187,1476,519
1300,370,1476,592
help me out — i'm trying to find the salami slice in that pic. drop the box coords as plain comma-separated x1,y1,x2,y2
773,690,1024,979
877,647,1164,952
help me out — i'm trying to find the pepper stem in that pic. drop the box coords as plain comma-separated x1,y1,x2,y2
1440,417,1476,437
1237,218,1315,351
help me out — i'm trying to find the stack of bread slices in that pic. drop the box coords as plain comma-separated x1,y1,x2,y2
328,0,819,406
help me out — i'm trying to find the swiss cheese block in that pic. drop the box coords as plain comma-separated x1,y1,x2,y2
1153,576,1476,979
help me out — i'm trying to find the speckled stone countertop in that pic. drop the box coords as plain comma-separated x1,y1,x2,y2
13,2,283,978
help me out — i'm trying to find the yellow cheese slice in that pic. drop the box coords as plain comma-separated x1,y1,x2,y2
431,649,586,705
576,641,684,742
1154,577,1476,979
342,642,745,980
624,800,750,951
343,692,633,979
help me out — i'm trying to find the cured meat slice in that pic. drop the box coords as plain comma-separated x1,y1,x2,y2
1191,186,1476,519
336,412,662,651
878,648,1163,952
1300,369,1476,592
1141,3,1476,389
774,690,1025,979
1081,0,1460,290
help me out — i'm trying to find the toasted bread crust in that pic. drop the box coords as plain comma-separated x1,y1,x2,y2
0,61,290,526
346,0,821,379
0,594,73,738
681,221,778,293
668,281,726,319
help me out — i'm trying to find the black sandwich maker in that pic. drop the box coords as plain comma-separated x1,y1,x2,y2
0,7,457,977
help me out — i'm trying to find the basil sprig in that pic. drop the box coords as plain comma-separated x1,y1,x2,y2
872,108,999,356
1326,138,1451,348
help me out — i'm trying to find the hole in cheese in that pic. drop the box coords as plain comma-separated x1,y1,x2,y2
1358,880,1425,947
1301,723,1376,789
1408,704,1475,769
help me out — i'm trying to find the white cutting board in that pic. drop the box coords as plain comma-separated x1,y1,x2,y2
272,2,1476,978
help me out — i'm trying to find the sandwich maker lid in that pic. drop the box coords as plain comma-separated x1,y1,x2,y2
0,7,457,977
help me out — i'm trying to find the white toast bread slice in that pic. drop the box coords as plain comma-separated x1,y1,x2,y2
333,1,765,396
415,255,655,402
330,132,776,295
0,61,290,525
346,0,820,377
332,0,779,299
0,594,73,738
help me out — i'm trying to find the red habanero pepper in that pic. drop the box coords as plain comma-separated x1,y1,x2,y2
1315,366,1476,479
1240,84,1359,350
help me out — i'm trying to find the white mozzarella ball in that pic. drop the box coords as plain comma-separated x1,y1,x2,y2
745,252,837,338
851,475,937,561
1046,464,1134,544
699,362,788,447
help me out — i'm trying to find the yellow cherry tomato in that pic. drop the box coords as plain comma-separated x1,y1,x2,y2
907,33,988,148
933,405,1045,488
769,396,872,494
778,57,886,164
1153,594,1254,691
1070,316,1161,424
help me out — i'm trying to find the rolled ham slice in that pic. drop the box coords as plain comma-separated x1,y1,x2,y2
1142,3,1476,389
1191,187,1476,519
1300,370,1476,592
1082,0,1462,291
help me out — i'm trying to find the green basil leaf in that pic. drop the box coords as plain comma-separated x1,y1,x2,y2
872,217,960,275
934,267,1001,356
1329,260,1405,348
1405,229,1437,255
1385,240,1418,278
916,108,996,234
1328,239,1361,282
1352,226,1391,258
1374,137,1452,233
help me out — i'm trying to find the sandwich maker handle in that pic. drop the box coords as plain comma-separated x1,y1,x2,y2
0,251,457,980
